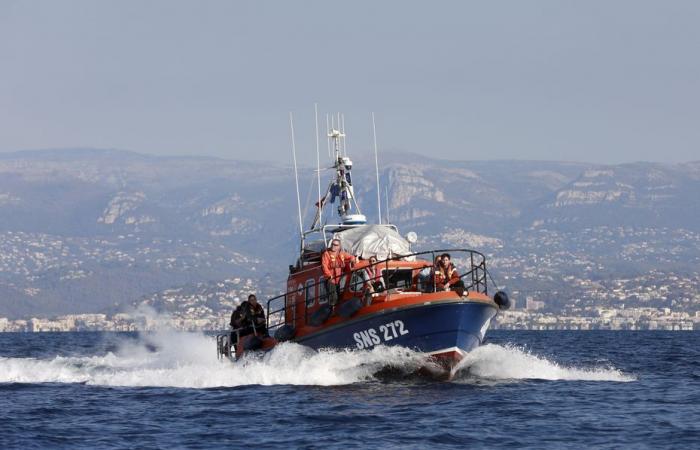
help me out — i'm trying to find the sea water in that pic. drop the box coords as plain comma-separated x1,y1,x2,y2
1,330,698,448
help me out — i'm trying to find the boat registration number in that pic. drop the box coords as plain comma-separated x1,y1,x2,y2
353,320,409,350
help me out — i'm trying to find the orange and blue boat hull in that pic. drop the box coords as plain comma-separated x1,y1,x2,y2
294,299,498,376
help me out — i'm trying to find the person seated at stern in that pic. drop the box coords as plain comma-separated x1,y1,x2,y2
439,253,465,296
230,294,268,339
360,255,385,305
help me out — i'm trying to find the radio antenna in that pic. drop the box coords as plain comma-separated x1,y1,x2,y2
326,114,331,158
385,185,390,224
289,112,304,238
372,112,382,224
341,113,347,156
314,103,322,228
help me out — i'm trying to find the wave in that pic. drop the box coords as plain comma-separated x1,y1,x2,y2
453,343,636,382
0,331,635,388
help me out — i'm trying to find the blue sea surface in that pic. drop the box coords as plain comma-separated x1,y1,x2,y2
1,330,699,449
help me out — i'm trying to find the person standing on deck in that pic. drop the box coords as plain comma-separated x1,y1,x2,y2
321,238,356,305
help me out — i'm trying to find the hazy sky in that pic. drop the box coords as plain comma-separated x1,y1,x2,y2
1,1,699,165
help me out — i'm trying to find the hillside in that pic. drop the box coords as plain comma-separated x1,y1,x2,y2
0,148,699,318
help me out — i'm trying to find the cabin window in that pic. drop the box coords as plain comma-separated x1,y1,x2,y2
318,279,328,304
383,268,413,290
305,279,316,307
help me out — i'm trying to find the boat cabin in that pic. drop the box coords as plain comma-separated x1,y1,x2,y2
266,222,490,336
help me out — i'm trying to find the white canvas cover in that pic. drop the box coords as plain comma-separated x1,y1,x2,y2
334,225,414,261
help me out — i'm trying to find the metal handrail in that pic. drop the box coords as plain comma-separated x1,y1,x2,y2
264,248,492,335
216,319,272,360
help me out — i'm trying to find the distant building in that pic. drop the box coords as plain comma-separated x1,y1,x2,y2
525,296,545,311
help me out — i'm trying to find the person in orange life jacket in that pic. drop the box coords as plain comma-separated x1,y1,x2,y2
363,256,385,293
431,255,447,291
360,255,385,305
321,238,356,305
440,253,465,296
230,294,268,339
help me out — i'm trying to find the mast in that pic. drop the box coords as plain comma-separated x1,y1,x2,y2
327,125,363,221
304,112,369,261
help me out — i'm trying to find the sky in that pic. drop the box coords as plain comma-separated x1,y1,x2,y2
1,0,699,165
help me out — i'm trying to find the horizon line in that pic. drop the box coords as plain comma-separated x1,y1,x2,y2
1,146,698,167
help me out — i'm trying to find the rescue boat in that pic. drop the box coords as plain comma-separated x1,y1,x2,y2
217,122,511,379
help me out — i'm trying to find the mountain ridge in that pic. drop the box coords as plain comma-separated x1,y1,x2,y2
1,148,698,318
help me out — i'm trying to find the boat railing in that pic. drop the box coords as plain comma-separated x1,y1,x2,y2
264,248,491,335
216,321,270,360
216,332,232,359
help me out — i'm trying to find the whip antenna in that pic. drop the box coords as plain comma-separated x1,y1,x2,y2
315,103,322,228
341,113,347,156
337,113,342,155
372,112,382,224
385,185,390,224
289,112,304,238
326,114,332,158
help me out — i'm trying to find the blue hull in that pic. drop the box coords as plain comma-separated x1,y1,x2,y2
295,300,498,360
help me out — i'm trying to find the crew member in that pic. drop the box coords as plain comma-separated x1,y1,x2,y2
431,255,446,291
440,253,465,296
230,294,268,338
363,256,384,292
321,238,356,305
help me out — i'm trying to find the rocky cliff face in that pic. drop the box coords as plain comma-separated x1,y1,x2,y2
98,191,153,225
531,162,700,229
2,149,699,243
387,164,446,209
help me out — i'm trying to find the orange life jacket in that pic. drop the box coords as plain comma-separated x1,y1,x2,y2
322,250,354,284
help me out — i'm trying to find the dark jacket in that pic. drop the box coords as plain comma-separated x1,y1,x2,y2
230,301,266,330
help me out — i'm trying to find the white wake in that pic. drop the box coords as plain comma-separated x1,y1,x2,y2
453,343,636,382
0,330,427,388
0,331,635,387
